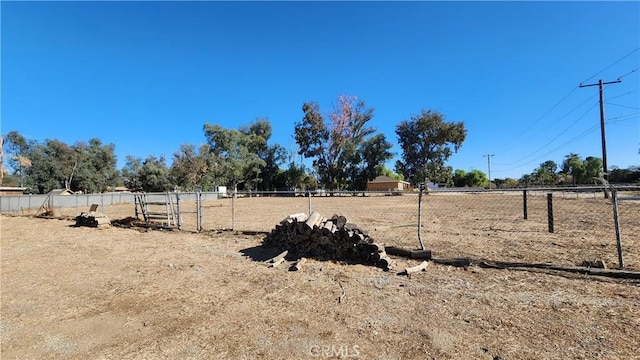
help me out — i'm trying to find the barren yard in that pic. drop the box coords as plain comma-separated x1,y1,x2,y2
2,195,640,359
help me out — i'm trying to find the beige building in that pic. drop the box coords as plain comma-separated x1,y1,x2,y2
366,176,412,192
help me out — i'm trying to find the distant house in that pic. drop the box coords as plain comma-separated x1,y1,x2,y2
0,187,27,196
366,176,412,192
49,188,75,196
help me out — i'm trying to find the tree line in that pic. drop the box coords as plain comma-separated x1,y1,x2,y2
2,95,638,194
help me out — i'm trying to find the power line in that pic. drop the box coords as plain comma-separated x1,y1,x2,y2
580,47,639,84
618,67,639,80
605,102,640,110
607,91,636,101
495,101,599,167
493,124,601,173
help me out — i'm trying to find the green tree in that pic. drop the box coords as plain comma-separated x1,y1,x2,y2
465,169,489,188
170,144,222,191
453,169,467,187
138,156,173,192
376,164,404,181
583,156,603,184
121,155,143,191
203,123,266,192
496,178,519,188
294,95,388,190
72,139,118,193
2,131,32,186
532,160,558,185
561,153,585,185
395,109,466,186
452,169,488,187
609,166,640,184
240,119,286,191
346,133,393,190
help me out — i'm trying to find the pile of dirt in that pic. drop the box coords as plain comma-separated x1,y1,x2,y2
263,211,392,270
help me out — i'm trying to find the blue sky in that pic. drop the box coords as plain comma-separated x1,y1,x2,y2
2,1,639,180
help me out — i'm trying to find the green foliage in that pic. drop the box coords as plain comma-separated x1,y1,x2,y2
203,122,267,191
376,164,404,181
532,160,559,185
1,132,119,193
294,95,391,190
495,178,519,189
609,166,640,184
123,155,172,192
523,154,606,186
170,144,222,191
241,118,286,191
452,169,488,188
395,110,466,186
71,139,119,193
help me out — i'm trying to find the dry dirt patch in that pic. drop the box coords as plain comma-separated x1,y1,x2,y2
1,215,639,359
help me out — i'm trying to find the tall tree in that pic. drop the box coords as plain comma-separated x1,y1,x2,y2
294,95,388,190
395,109,466,186
348,133,393,190
240,119,286,191
583,156,603,183
203,123,266,192
72,139,118,193
134,156,173,192
561,153,584,185
533,160,558,185
170,144,222,191
2,131,32,186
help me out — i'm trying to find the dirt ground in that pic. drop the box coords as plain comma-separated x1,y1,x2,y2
2,195,640,359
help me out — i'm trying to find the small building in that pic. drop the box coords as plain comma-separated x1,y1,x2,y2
0,186,27,196
49,188,75,196
366,176,412,192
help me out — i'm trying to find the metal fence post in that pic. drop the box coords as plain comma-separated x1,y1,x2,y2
308,190,312,214
547,193,554,233
523,190,528,220
611,189,624,269
232,192,236,231
176,191,182,231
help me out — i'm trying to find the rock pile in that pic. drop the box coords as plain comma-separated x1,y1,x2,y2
263,212,392,270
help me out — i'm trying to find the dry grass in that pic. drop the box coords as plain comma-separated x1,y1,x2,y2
2,194,639,359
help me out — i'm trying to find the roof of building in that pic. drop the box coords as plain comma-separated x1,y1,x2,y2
368,176,410,185
49,188,75,195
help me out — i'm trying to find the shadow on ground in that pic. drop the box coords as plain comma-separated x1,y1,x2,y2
240,245,284,262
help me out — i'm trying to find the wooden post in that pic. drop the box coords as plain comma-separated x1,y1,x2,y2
547,193,554,233
523,190,528,220
611,189,624,269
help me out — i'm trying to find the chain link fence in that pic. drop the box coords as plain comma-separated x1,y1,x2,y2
195,187,639,271
2,186,638,270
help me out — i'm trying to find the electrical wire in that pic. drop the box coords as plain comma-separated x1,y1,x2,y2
580,47,639,85
494,98,599,166
618,67,639,80
605,102,640,110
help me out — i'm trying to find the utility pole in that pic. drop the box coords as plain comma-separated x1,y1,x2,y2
579,78,622,183
483,154,494,189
